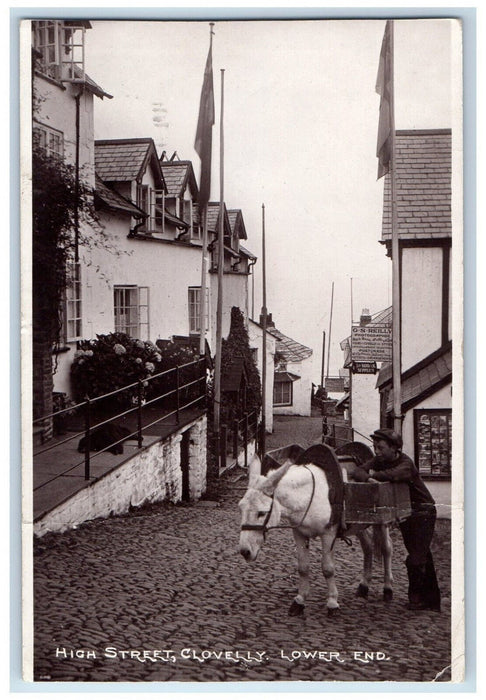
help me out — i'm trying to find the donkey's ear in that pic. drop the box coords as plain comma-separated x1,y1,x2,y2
261,460,293,496
248,454,262,486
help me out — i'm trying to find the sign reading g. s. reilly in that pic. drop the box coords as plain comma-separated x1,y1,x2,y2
351,325,392,362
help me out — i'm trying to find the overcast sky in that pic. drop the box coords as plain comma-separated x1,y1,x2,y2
84,18,457,381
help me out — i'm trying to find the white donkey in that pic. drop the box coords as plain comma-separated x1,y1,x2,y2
238,445,393,616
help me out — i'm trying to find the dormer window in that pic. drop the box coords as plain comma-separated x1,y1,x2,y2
33,20,86,83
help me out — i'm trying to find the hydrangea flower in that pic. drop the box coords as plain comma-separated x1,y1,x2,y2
145,362,155,373
114,344,126,355
135,357,143,364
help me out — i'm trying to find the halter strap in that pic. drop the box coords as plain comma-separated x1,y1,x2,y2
240,466,316,539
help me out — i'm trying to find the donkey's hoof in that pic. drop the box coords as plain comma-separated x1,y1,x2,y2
327,606,339,617
288,600,305,617
356,584,369,599
383,588,393,602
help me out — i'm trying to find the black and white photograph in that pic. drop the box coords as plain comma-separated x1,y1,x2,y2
20,12,465,687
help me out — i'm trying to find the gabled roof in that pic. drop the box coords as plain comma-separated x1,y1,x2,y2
340,306,392,350
227,209,248,240
95,138,166,190
382,129,452,242
377,343,452,412
206,202,232,238
160,160,198,198
94,175,145,217
267,327,313,362
274,371,300,383
73,65,112,99
239,245,257,261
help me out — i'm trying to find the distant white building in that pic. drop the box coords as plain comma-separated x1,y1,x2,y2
340,307,391,442
257,313,313,417
248,319,276,434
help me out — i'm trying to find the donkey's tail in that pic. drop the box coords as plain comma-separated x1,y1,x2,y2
372,524,386,561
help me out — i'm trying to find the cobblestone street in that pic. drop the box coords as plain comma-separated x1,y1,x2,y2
33,454,452,685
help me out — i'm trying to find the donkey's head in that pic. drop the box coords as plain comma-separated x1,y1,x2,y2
238,454,293,562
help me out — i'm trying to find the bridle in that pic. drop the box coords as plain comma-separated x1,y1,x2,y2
240,466,316,541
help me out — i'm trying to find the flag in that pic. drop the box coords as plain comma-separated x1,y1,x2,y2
194,43,215,207
376,20,392,179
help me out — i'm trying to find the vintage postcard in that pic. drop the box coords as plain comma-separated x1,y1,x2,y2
19,13,466,688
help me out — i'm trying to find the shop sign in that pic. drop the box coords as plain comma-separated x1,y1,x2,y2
325,376,345,392
351,324,392,362
352,361,377,374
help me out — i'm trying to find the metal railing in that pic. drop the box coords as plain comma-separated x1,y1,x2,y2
219,410,259,471
33,357,206,488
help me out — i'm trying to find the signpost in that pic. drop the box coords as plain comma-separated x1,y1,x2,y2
351,324,392,363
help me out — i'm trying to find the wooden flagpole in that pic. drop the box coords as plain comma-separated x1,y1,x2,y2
213,68,225,437
261,203,267,458
389,21,402,435
198,23,215,356
326,281,334,379
199,205,208,356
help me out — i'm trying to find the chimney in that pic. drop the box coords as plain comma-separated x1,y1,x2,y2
360,308,372,326
260,308,275,328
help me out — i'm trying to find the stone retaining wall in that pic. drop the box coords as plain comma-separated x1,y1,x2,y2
34,415,207,537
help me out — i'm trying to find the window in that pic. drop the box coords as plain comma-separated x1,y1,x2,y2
137,185,150,232
188,287,209,334
182,199,194,237
114,286,149,338
65,261,82,341
153,190,165,231
414,408,451,478
273,380,292,407
33,21,86,82
251,348,258,365
34,123,64,158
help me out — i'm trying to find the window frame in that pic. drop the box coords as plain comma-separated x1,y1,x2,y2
33,20,86,82
34,122,64,159
114,285,150,339
188,286,209,335
137,184,150,232
273,380,293,407
64,261,82,342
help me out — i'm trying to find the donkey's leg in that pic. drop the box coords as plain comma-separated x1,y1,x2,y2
379,525,394,601
321,526,340,616
289,529,310,616
355,528,373,598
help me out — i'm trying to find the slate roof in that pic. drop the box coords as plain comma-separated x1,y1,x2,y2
73,65,112,99
377,344,452,411
381,129,452,241
160,160,198,198
206,202,232,237
267,327,313,362
340,306,392,365
94,175,145,217
227,209,248,240
274,371,300,383
239,245,257,261
95,138,165,188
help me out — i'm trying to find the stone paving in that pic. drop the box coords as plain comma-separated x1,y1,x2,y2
33,462,452,685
